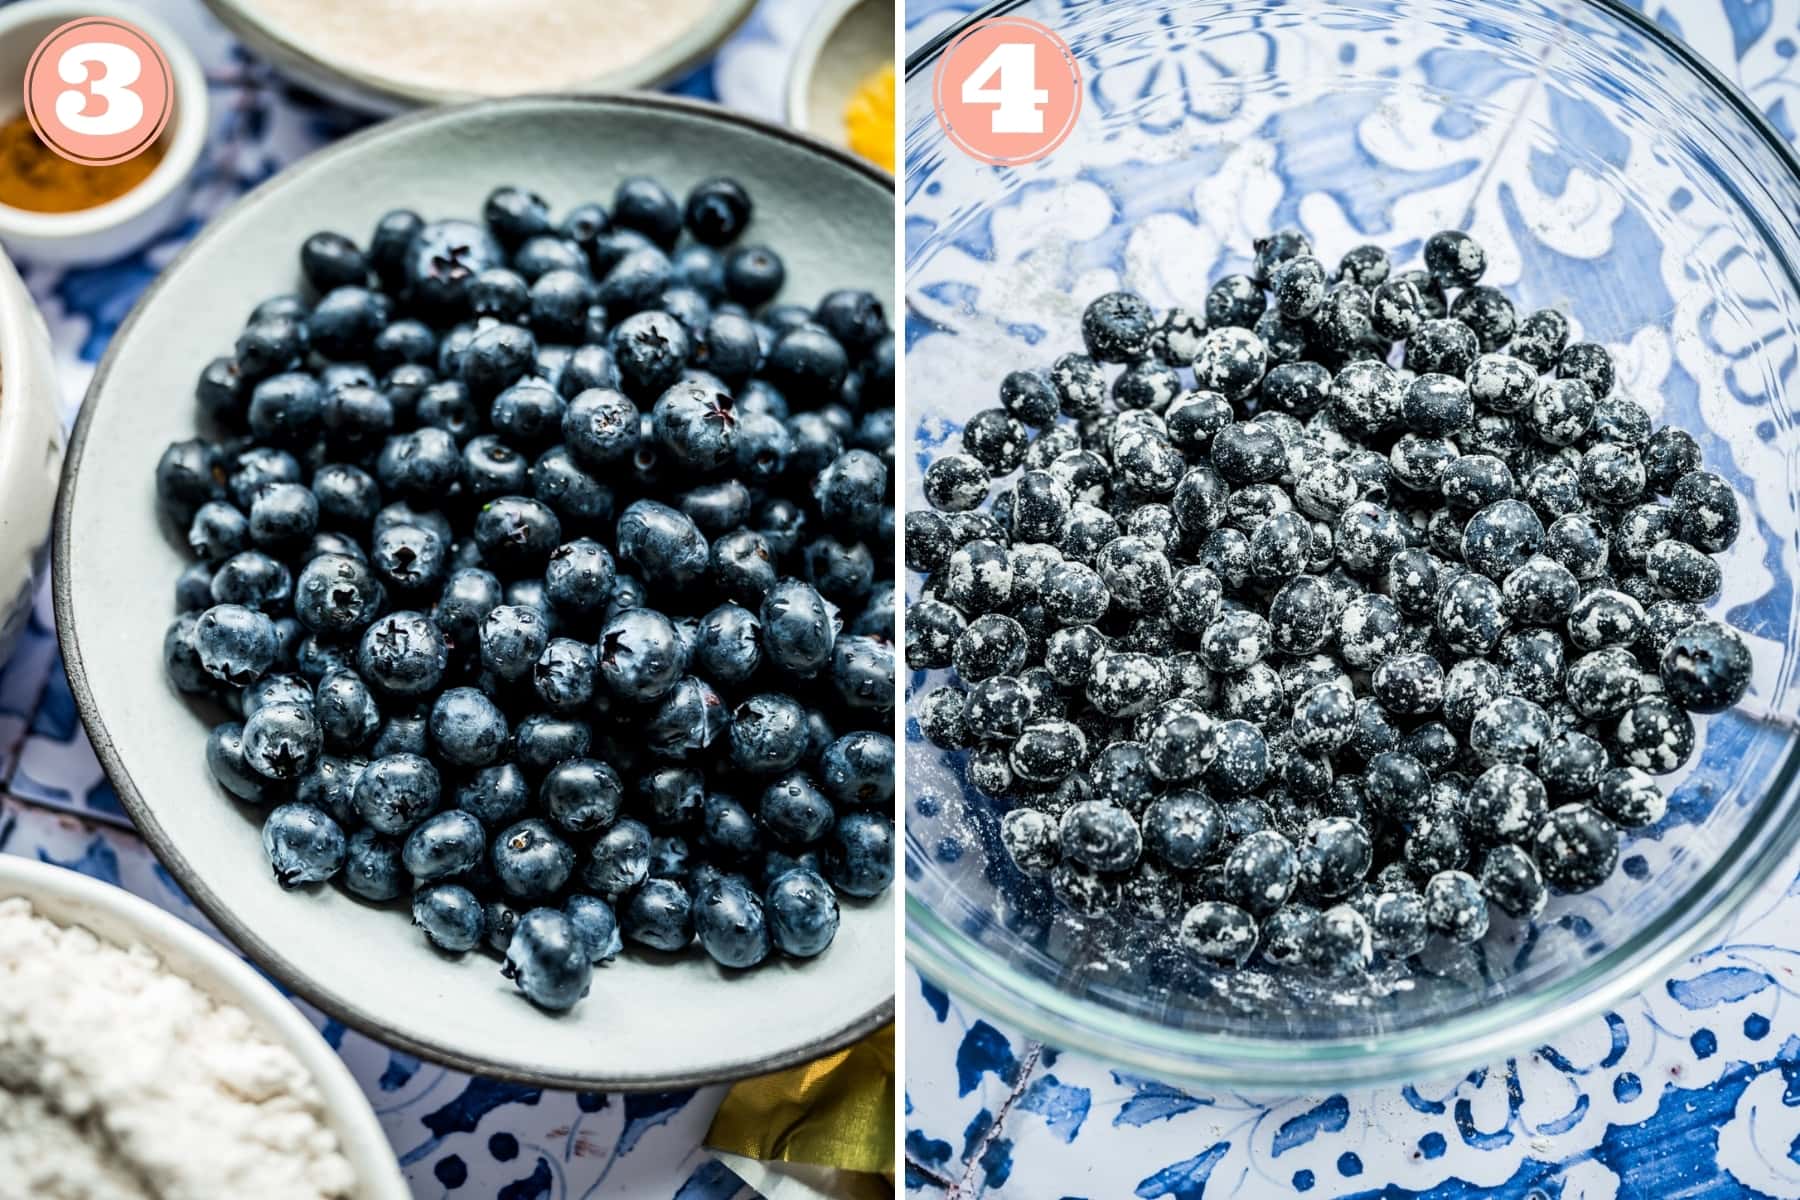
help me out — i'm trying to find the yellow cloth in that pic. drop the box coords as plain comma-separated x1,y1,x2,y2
844,63,896,173
707,1024,895,1186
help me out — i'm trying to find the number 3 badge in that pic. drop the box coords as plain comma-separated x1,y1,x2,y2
25,17,174,166
932,16,1081,166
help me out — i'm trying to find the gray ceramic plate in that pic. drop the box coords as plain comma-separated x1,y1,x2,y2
55,94,895,1089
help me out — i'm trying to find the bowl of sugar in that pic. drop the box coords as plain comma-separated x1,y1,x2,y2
201,0,757,114
0,854,408,1199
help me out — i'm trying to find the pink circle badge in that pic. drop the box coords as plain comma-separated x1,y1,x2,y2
932,16,1082,166
24,17,174,166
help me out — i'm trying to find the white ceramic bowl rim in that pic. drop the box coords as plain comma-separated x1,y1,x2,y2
785,0,881,142
0,245,48,447
54,90,895,1089
901,0,1800,1089
203,0,756,111
0,0,209,240
0,854,409,1199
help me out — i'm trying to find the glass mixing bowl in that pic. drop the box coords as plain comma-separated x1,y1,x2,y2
903,0,1800,1089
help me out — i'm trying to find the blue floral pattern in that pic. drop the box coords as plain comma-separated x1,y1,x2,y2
0,1,826,1195
904,0,1800,1196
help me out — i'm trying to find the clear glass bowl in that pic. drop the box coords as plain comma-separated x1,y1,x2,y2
904,0,1800,1089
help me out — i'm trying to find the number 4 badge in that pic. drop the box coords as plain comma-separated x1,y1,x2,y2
933,16,1082,166
962,43,1052,134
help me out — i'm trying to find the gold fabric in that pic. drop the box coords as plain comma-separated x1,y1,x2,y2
707,1023,895,1187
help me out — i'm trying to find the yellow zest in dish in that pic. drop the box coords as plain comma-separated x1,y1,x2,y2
844,63,895,173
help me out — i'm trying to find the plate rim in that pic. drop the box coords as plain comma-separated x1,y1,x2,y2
53,90,895,1090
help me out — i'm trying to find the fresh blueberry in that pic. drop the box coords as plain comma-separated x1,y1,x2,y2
818,732,894,809
583,818,653,899
503,908,592,1010
652,380,738,470
758,771,835,844
729,693,809,776
472,496,562,574
491,817,576,900
554,895,620,966
240,698,322,782
207,721,270,802
207,550,291,613
434,761,519,830
357,611,448,697
597,607,684,701
723,244,786,305
760,578,836,677
765,868,839,957
609,311,690,400
412,883,486,953
475,604,548,683
235,318,308,383
684,177,752,245
261,803,347,888
621,877,694,950
614,499,709,589
694,876,771,969
403,809,487,882
822,812,893,898
195,604,280,686
344,827,404,902
540,758,624,833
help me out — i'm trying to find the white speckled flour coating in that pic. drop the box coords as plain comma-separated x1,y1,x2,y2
0,899,354,1200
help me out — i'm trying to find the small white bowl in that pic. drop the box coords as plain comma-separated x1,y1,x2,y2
0,0,208,266
0,855,409,1200
786,0,895,171
0,242,63,662
200,0,756,116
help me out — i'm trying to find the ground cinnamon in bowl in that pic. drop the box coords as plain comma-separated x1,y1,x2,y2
0,112,167,213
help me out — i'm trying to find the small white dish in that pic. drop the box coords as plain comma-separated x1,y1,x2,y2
0,854,409,1200
56,93,895,1089
0,241,64,662
0,0,207,266
786,0,895,171
200,0,757,116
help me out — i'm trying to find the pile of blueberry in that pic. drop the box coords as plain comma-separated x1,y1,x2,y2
907,228,1753,981
156,178,896,1011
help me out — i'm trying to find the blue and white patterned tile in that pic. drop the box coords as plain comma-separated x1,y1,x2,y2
9,656,129,826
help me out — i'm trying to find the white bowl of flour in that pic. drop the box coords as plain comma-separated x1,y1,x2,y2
200,0,757,114
0,855,408,1200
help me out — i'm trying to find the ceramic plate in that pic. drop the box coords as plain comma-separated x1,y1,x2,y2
56,94,895,1089
0,856,409,1198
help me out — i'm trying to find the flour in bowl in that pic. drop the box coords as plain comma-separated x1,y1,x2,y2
243,0,714,97
0,897,355,1200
